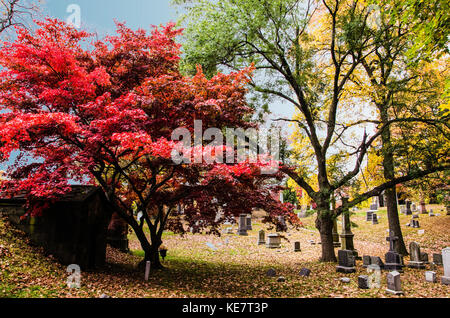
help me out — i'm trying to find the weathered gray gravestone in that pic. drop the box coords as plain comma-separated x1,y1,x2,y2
246,215,252,231
294,241,301,252
332,218,341,247
336,250,356,273
266,234,281,249
266,268,276,277
372,214,379,225
237,214,248,236
406,201,412,215
299,268,311,277
384,231,404,272
441,247,450,285
370,198,379,211
277,215,287,232
366,211,374,222
408,242,426,269
257,230,266,246
363,255,371,268
340,198,359,259
371,256,385,269
433,253,443,266
420,202,427,214
412,203,417,212
420,252,429,264
425,271,437,283
386,271,404,295
358,275,370,289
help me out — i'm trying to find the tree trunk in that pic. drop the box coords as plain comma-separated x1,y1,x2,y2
385,186,408,255
316,207,337,262
144,246,163,269
380,107,408,255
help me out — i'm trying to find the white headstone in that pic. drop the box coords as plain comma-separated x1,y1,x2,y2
441,247,450,285
425,271,437,283
144,261,151,281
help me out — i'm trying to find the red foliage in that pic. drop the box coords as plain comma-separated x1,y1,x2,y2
0,19,297,237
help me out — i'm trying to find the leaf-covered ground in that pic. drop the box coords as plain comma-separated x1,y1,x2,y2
1,206,449,298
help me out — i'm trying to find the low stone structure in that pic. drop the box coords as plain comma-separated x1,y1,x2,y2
266,234,282,249
0,186,112,270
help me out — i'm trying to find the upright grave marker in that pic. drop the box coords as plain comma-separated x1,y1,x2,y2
237,214,248,236
336,250,356,273
408,242,426,269
441,247,450,285
340,198,359,259
385,230,404,272
257,230,266,246
386,271,404,295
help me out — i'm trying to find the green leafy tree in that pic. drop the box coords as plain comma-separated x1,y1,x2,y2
175,0,450,262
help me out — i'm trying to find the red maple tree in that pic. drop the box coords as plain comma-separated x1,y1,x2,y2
0,19,297,268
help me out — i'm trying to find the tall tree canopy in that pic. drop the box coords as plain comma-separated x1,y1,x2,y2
176,0,450,261
0,19,296,268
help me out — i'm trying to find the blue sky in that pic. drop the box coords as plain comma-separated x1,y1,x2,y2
44,0,177,35
42,0,294,120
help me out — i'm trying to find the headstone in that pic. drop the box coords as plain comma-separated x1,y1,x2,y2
144,261,151,281
266,234,281,249
408,242,426,269
277,276,286,282
371,256,385,269
370,197,379,211
257,230,266,246
358,275,370,289
429,210,435,217
363,255,371,268
400,205,406,214
384,231,404,272
433,253,443,266
372,214,379,225
237,214,248,236
412,214,419,219
386,271,404,295
406,201,412,215
366,211,374,222
225,227,234,235
266,268,276,277
420,202,427,214
277,215,287,232
441,247,450,285
425,271,437,283
294,241,301,252
340,277,351,283
420,252,429,264
332,218,341,247
447,206,450,216
340,198,359,259
299,268,311,277
336,250,356,273
246,215,253,231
